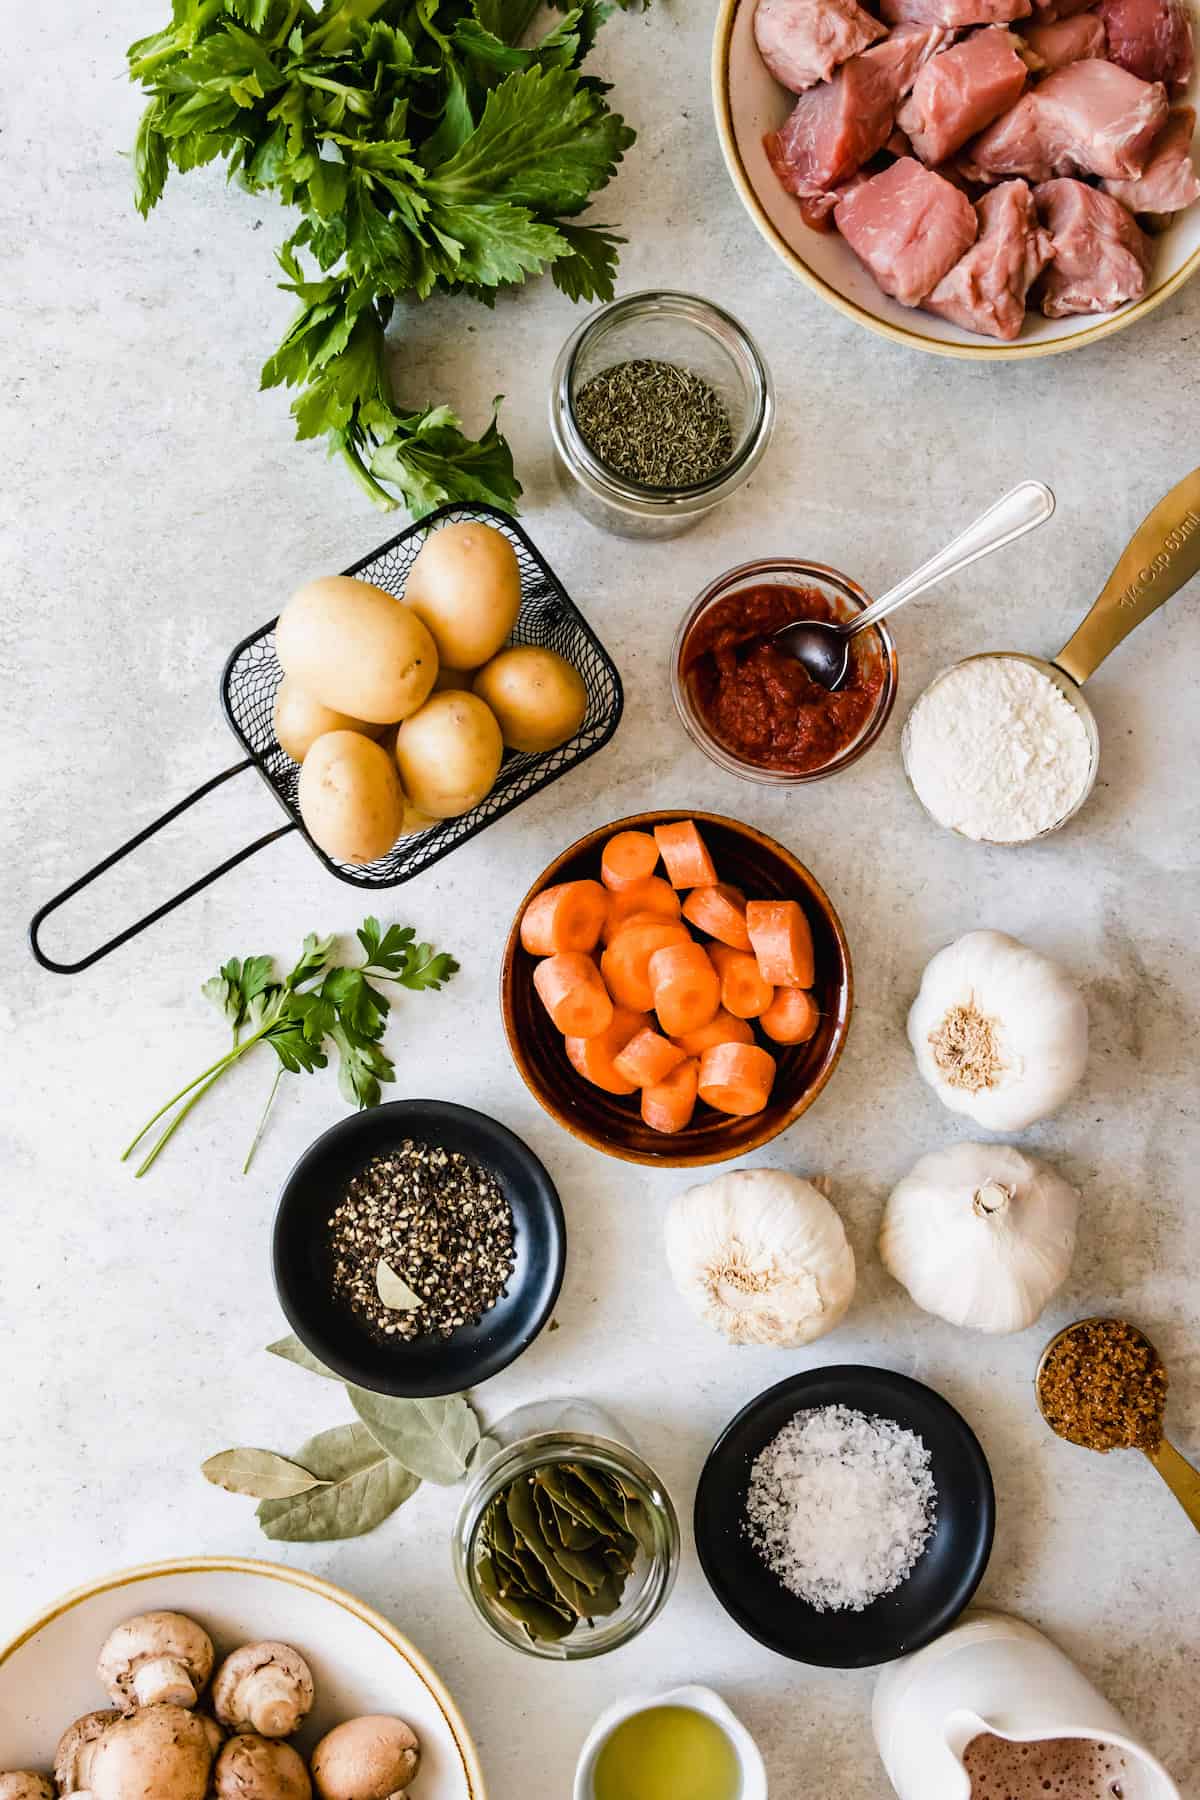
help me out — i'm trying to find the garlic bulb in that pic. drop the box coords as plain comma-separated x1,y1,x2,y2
664,1169,856,1347
880,1141,1078,1334
908,929,1088,1131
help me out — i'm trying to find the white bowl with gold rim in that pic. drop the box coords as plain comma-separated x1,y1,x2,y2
0,1557,486,1798
711,0,1200,361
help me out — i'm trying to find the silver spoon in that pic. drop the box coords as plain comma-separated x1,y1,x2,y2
773,480,1057,691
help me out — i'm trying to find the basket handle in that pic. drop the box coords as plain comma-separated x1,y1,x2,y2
29,759,296,975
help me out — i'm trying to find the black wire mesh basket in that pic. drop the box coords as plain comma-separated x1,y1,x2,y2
30,505,624,973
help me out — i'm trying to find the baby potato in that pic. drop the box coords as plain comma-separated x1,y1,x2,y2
273,675,382,763
397,790,440,837
276,575,438,724
403,521,521,669
298,730,405,865
473,646,587,753
394,691,504,819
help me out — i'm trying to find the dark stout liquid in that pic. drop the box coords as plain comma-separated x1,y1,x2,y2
964,1733,1129,1800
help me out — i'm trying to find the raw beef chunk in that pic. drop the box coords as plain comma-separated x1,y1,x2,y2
898,28,1030,163
1101,106,1200,210
836,156,980,302
755,0,886,91
1035,175,1153,311
924,178,1055,334
1021,10,1108,70
960,58,1169,180
1100,0,1193,87
882,0,1031,25
765,24,948,194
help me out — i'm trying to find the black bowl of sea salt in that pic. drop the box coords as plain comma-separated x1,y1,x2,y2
273,1099,565,1398
694,1366,994,1668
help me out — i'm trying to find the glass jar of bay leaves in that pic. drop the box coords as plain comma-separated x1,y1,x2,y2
452,1398,680,1659
550,292,774,539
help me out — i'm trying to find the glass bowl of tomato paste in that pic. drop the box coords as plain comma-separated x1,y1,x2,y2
671,560,898,784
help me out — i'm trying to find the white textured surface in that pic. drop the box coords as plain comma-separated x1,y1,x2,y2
2,4,1199,1799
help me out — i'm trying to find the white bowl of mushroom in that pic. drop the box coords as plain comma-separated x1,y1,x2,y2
0,1557,485,1800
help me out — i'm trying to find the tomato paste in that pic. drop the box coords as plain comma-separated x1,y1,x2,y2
681,583,885,774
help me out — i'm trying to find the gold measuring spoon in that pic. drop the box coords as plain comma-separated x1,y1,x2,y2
1036,1316,1200,1533
904,464,1200,842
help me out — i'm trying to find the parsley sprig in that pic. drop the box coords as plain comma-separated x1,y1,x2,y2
126,0,644,517
122,917,459,1178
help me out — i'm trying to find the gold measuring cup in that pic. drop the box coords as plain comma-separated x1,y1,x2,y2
904,465,1200,844
1036,1317,1200,1534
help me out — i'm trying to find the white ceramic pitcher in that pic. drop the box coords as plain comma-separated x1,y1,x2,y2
573,1683,767,1800
873,1611,1181,1800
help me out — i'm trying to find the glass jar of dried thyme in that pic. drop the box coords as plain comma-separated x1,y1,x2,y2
550,291,774,540
452,1398,680,1659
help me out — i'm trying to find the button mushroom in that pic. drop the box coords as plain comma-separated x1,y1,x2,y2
212,1645,314,1741
54,1710,120,1794
0,1775,55,1800
86,1706,213,1800
214,1734,312,1800
97,1612,214,1712
199,1716,227,1760
311,1718,420,1800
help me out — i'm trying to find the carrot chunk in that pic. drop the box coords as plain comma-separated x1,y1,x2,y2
601,917,691,1012
745,899,815,988
697,1041,777,1116
565,1007,649,1094
602,877,683,943
654,820,718,889
672,1009,756,1056
642,1057,700,1134
682,882,752,951
520,880,609,956
760,987,821,1045
708,945,774,1020
601,830,660,891
613,1028,688,1090
533,952,614,1039
647,940,721,1039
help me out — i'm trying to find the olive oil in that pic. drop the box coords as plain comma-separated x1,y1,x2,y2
592,1705,742,1800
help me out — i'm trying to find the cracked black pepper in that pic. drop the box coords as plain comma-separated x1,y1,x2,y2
329,1142,516,1343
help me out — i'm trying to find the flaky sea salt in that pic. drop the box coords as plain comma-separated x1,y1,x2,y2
903,656,1094,843
744,1404,937,1612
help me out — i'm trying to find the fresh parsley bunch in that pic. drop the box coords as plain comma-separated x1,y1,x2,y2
123,917,458,1177
127,0,643,516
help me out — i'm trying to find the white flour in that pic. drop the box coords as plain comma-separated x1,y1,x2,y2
904,656,1094,843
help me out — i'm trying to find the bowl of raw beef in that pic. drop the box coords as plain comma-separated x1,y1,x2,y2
713,0,1199,355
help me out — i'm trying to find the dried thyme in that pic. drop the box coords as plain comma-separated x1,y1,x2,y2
1039,1318,1168,1453
575,358,734,488
329,1142,516,1343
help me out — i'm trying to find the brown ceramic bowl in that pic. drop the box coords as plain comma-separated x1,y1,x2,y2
501,810,853,1167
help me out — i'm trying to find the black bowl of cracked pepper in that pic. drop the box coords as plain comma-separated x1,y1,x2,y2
273,1099,565,1397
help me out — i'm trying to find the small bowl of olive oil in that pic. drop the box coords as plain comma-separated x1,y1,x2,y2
574,1684,764,1800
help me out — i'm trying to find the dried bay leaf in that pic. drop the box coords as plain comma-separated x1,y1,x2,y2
552,1470,636,1553
256,1422,419,1542
376,1260,422,1313
468,1434,501,1473
348,1388,480,1485
266,1335,339,1380
202,1448,329,1500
